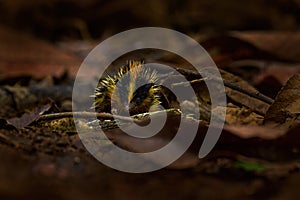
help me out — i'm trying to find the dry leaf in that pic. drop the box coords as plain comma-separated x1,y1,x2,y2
7,103,53,129
265,74,300,129
231,31,300,62
0,26,80,78
220,69,270,115
223,125,285,140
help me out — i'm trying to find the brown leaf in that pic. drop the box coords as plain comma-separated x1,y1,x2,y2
223,59,300,97
265,74,300,129
0,26,81,78
223,125,285,140
252,62,300,86
7,103,53,129
218,124,300,161
199,34,277,67
231,31,300,62
220,69,270,115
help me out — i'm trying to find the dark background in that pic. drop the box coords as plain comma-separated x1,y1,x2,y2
0,0,300,41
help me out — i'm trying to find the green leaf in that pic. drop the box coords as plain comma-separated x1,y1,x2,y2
234,161,266,172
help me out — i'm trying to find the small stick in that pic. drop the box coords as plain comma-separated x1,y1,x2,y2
37,111,141,123
222,79,274,104
172,78,208,87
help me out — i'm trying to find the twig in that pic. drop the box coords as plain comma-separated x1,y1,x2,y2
172,78,208,87
176,68,274,105
37,111,140,123
222,80,274,104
